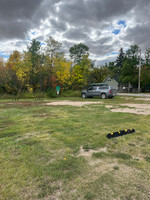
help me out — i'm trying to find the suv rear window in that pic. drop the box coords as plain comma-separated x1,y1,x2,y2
98,86,109,89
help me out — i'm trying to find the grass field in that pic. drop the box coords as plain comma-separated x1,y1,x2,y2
0,96,150,200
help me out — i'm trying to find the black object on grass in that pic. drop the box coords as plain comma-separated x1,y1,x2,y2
107,128,135,139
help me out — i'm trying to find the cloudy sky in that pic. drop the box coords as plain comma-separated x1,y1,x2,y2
0,0,149,64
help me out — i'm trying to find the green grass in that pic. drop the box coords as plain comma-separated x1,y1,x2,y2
0,96,150,199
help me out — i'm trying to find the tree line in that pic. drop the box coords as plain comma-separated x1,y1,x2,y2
109,45,150,92
0,37,150,96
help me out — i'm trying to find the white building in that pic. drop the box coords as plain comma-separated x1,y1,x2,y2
103,76,119,90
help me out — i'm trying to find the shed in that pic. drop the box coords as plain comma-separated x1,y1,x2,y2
103,76,118,90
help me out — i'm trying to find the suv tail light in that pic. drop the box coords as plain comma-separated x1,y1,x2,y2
109,90,111,94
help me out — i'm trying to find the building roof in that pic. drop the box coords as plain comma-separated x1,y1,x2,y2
103,75,118,85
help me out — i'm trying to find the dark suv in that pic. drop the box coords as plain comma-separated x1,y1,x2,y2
81,85,117,99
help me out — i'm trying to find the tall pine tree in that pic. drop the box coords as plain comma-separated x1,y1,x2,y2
116,48,124,68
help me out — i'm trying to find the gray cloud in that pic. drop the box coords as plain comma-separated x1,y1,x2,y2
0,0,42,19
0,20,30,39
0,0,150,62
57,0,135,27
50,18,67,32
96,56,117,66
85,37,113,55
122,25,150,51
0,0,42,39
63,28,88,40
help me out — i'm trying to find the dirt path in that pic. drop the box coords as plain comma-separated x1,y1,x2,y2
45,100,103,107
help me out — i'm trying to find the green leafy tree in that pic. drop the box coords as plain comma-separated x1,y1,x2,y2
118,45,141,89
108,45,141,90
5,51,23,94
69,43,89,64
126,44,140,58
145,48,150,65
44,36,63,89
141,65,150,91
119,57,138,87
88,66,109,84
0,58,6,93
45,36,62,59
27,39,41,91
108,61,120,81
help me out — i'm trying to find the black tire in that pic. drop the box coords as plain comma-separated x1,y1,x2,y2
101,93,106,99
82,93,86,99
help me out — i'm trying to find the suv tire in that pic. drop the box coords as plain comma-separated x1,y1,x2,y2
82,93,86,98
101,93,106,99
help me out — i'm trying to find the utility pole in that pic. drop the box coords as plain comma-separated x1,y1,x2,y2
138,49,141,93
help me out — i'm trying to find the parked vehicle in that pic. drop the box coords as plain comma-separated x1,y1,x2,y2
81,85,117,99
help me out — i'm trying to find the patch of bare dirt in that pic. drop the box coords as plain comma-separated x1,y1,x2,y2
78,146,108,167
45,100,103,107
78,146,107,158
105,105,113,109
120,97,134,100
135,98,150,101
43,181,63,200
1,101,44,108
92,161,118,174
111,104,150,115
16,131,51,142
16,132,40,141
113,164,140,182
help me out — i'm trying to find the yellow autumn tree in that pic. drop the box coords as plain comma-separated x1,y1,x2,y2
20,52,32,88
71,54,92,89
6,51,31,92
55,58,72,90
71,65,84,89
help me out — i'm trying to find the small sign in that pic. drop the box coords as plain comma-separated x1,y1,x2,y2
56,86,60,92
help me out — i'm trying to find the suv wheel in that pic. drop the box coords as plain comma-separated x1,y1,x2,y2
101,93,106,99
82,93,86,98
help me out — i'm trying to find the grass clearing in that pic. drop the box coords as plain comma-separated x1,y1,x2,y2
0,96,150,199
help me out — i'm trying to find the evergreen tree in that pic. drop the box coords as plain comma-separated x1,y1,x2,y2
116,48,124,68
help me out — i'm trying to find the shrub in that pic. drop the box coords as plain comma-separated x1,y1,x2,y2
22,92,34,98
0,94,13,99
33,91,46,99
47,88,57,98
